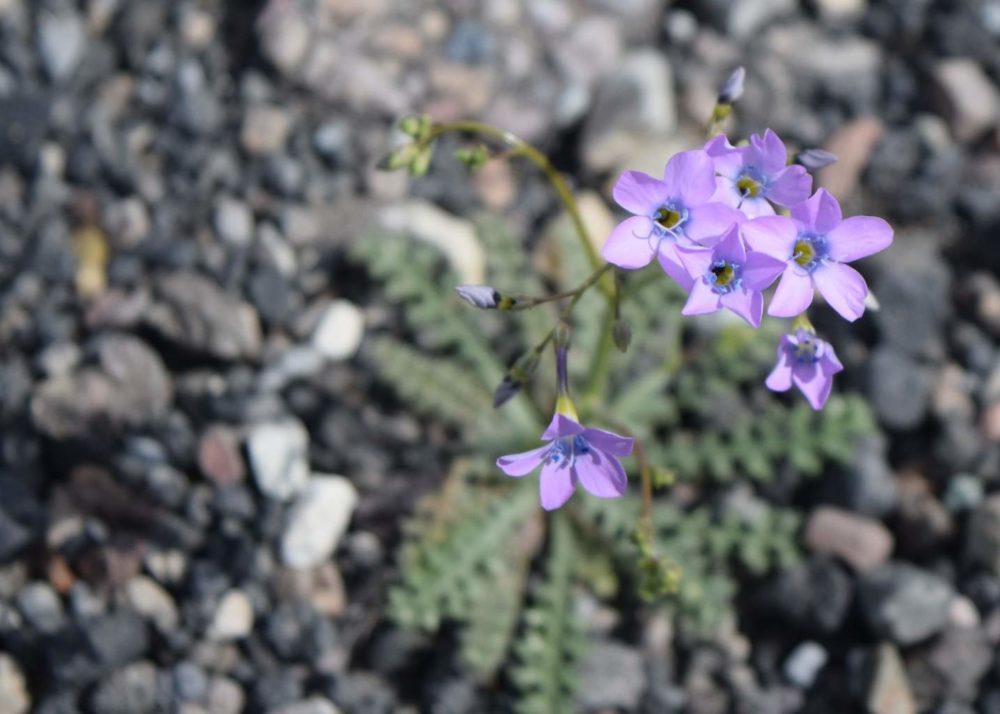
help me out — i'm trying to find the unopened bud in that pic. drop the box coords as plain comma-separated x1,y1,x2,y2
454,143,490,171
797,149,838,171
455,285,500,309
554,321,572,348
409,145,433,177
377,143,418,171
717,66,746,105
399,115,423,137
494,349,541,408
612,319,631,353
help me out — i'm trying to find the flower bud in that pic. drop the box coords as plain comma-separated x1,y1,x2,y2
454,144,490,171
377,143,418,171
494,349,541,407
717,66,746,105
796,149,838,170
612,319,631,353
455,285,500,309
409,145,433,177
398,115,423,137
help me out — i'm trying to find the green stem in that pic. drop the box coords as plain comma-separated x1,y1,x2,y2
424,121,612,300
506,263,613,312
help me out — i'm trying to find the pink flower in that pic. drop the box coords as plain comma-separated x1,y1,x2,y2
741,189,894,322
602,150,744,291
765,329,844,410
497,413,633,511
675,224,786,328
706,129,813,218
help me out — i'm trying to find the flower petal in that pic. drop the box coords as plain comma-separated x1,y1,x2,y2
685,203,744,244
497,445,551,477
663,150,717,205
657,245,695,292
714,224,746,264
541,413,586,441
825,216,893,263
765,344,794,392
676,245,714,281
742,251,787,291
767,268,815,317
582,428,634,457
819,346,844,376
813,262,868,322
539,461,576,510
791,189,842,234
753,129,789,174
767,165,812,207
792,364,834,410
612,170,670,215
737,197,776,218
682,279,721,316
720,288,762,327
602,216,655,269
573,451,627,499
741,216,797,259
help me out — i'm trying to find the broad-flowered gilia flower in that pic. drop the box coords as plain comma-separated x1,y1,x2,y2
706,129,812,218
676,224,786,328
497,409,634,511
602,149,744,291
765,328,843,410
741,189,893,321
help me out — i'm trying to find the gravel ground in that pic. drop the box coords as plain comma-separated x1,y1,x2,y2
0,0,998,713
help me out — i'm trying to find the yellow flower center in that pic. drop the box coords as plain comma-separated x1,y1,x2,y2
793,239,816,268
711,263,735,287
736,176,761,198
655,207,682,230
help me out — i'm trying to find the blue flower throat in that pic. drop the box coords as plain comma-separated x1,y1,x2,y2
793,234,828,272
548,435,591,467
709,260,742,294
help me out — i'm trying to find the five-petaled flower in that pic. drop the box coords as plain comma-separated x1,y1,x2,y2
497,412,633,511
706,129,812,218
602,149,744,291
741,188,893,321
676,224,786,328
765,328,843,410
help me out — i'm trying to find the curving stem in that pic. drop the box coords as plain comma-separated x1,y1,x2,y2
422,120,613,300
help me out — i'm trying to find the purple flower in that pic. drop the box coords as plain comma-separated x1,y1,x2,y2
602,150,745,291
497,413,634,511
765,328,843,410
742,189,893,322
676,224,786,328
707,129,812,218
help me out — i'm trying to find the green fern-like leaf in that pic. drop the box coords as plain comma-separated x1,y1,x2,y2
388,478,539,633
510,512,585,714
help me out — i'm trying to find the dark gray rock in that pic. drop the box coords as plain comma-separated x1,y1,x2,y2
761,556,853,633
577,640,646,710
16,581,65,634
858,562,954,645
908,627,993,705
867,346,932,430
90,661,159,714
821,434,898,517
0,508,31,561
149,272,262,360
964,494,1000,575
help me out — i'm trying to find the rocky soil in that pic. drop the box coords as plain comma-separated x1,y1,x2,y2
0,0,998,713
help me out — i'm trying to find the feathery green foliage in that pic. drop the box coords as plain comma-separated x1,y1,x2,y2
509,513,585,714
355,219,875,705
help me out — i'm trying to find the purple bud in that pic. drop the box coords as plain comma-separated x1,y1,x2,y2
717,66,746,104
797,149,838,171
455,285,500,309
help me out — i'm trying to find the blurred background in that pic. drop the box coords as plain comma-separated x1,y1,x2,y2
0,0,998,713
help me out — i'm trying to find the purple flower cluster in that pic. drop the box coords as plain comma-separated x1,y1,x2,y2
602,129,893,409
